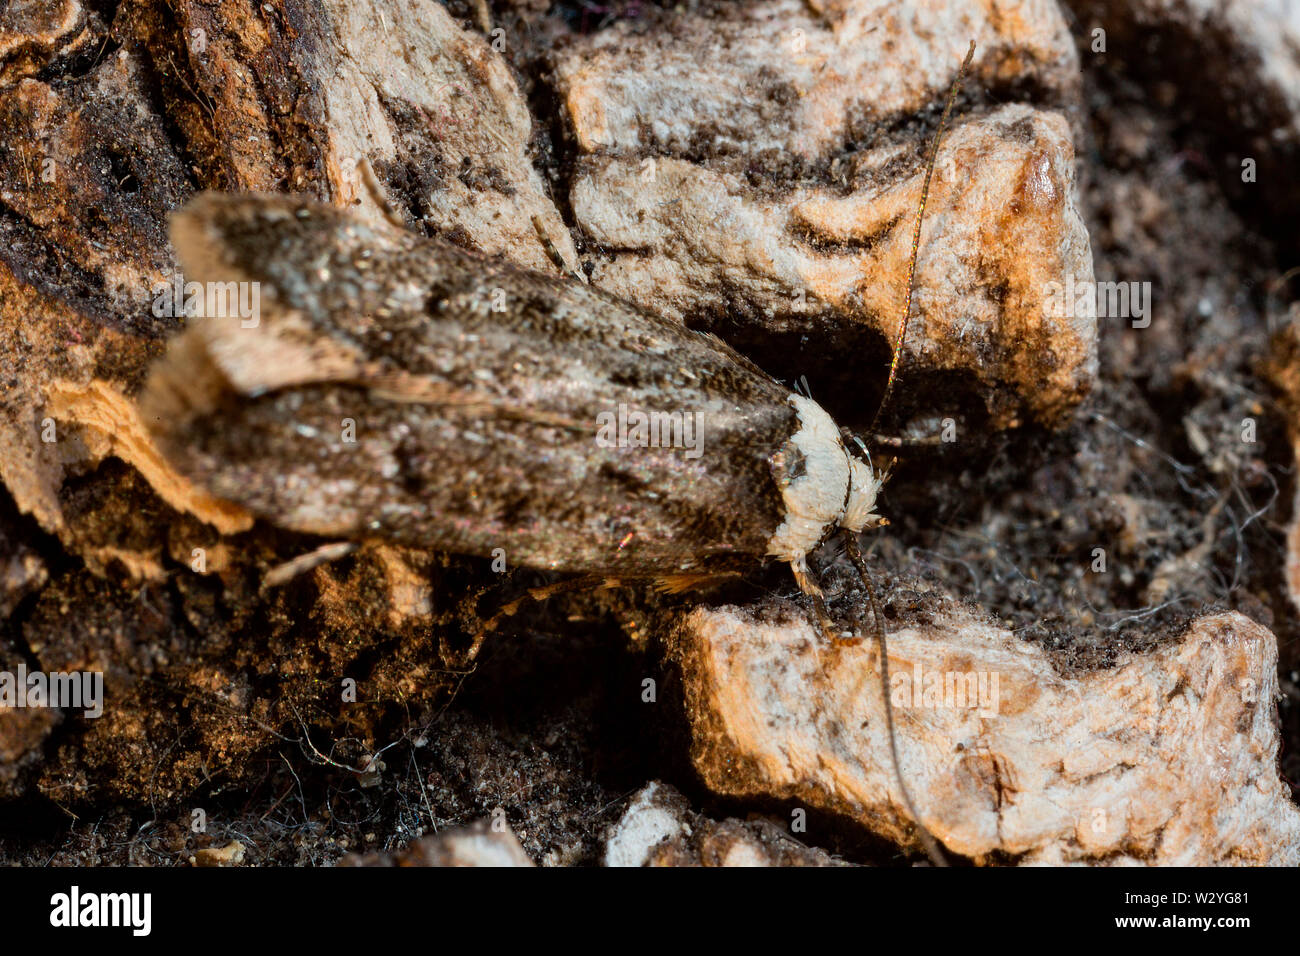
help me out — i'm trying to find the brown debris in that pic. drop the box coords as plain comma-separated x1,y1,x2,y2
0,41,192,551
0,524,45,621
1264,316,1300,617
0,638,59,800
191,839,246,867
0,1,101,85
46,380,253,540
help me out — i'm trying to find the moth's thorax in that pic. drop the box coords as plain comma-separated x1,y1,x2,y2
766,394,879,566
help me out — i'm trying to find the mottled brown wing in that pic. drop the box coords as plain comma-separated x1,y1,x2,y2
142,194,800,576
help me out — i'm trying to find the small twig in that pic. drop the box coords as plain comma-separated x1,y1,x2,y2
264,541,358,588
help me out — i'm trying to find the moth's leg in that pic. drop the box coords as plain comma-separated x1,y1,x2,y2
530,214,587,284
789,556,851,647
356,156,409,231
442,573,621,670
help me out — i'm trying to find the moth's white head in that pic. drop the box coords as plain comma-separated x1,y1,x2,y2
766,394,881,565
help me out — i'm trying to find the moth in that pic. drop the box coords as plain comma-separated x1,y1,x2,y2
141,44,976,864
143,196,882,598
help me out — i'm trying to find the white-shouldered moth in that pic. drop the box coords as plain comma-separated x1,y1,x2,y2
142,43,977,865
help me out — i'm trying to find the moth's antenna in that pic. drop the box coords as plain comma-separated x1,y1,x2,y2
869,41,976,436
843,41,974,865
843,531,948,866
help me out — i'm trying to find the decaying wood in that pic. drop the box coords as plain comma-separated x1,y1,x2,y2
670,603,1299,865
1,0,573,559
554,0,1094,429
567,105,1095,429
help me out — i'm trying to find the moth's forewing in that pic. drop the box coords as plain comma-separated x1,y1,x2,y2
144,195,798,575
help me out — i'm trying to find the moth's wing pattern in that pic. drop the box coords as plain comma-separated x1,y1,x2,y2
143,194,801,576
